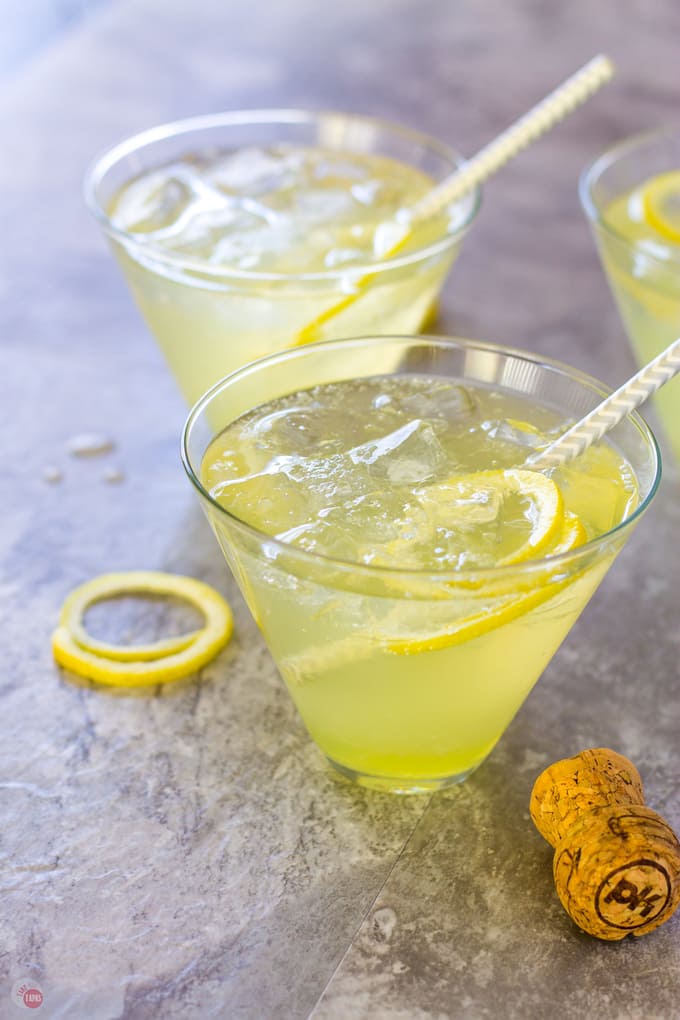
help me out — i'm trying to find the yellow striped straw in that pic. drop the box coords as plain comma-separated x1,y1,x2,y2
296,54,615,346
527,337,680,470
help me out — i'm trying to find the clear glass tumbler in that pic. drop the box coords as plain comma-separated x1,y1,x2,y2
182,336,660,793
580,127,680,462
85,110,480,405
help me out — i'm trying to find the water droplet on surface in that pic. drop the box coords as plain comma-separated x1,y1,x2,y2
66,434,115,458
103,468,125,484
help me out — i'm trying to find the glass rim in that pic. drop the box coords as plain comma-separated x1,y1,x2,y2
181,334,662,584
83,108,481,285
579,124,680,269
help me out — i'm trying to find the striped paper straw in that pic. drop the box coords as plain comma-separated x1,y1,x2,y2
408,54,615,222
527,337,680,470
296,54,615,345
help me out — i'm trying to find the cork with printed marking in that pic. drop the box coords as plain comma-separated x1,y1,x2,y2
531,749,680,940
530,747,645,845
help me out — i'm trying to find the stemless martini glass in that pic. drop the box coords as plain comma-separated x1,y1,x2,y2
182,335,660,794
84,111,480,405
580,127,680,461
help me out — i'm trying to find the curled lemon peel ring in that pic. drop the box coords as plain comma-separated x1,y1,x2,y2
52,571,233,686
59,571,221,661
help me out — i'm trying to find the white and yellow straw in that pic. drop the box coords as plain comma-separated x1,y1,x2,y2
297,54,615,345
528,337,680,470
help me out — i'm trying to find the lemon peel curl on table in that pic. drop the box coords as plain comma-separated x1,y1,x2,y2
52,571,233,687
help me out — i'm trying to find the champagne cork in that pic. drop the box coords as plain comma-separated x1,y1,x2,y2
530,748,680,940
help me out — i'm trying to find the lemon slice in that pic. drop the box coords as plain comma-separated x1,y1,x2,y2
52,571,233,686
505,418,542,436
280,510,587,682
552,510,587,554
417,468,563,568
295,230,413,346
641,171,680,243
386,510,586,655
472,469,563,565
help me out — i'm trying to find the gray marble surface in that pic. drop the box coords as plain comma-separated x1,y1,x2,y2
1,1,679,1018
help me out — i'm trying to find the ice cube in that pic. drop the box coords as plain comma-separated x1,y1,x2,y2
205,146,302,194
324,247,364,269
211,467,310,533
349,419,446,485
276,517,363,561
165,206,243,256
243,401,348,457
399,382,476,422
294,188,354,225
208,220,295,266
111,168,194,233
481,418,543,450
305,492,433,566
350,180,384,206
416,480,502,528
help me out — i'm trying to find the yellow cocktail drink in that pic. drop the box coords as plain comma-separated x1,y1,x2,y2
183,337,660,793
86,112,479,404
581,129,680,461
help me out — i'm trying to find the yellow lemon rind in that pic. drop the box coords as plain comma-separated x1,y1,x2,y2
52,571,233,686
59,571,225,662
52,621,232,686
294,231,413,346
491,469,564,565
641,171,680,244
386,510,586,656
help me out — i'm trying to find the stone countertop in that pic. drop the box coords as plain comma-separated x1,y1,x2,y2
2,2,679,1018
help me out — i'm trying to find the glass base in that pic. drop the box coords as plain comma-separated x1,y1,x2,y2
326,756,479,794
